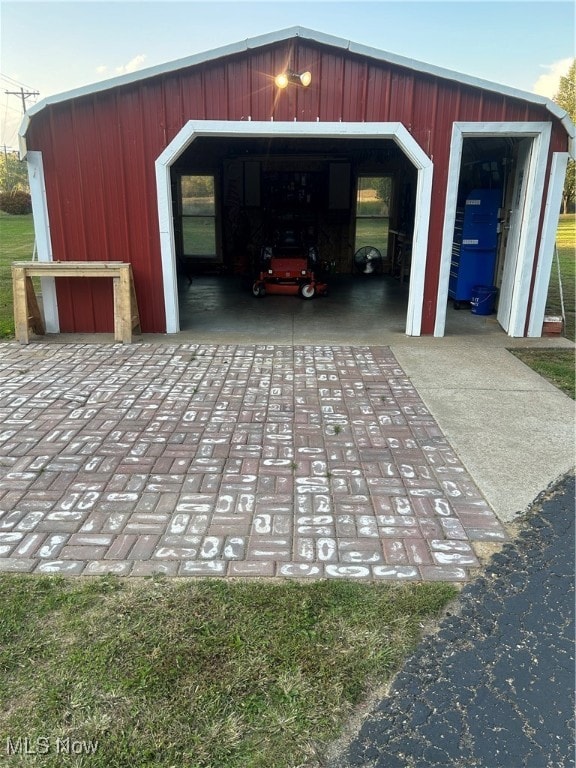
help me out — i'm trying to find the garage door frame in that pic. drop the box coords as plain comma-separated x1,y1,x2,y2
155,120,433,335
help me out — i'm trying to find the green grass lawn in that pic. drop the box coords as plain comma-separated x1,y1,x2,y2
544,214,575,341
354,218,390,258
0,212,35,337
0,575,457,767
510,348,575,399
511,214,575,400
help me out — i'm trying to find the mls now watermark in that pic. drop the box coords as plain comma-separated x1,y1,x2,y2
5,736,99,756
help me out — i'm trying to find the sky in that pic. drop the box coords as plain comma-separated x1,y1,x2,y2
1,0,574,150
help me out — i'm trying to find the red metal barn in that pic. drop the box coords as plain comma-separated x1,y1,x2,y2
19,28,574,337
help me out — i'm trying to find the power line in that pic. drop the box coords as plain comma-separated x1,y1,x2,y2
1,101,23,115
5,86,39,113
0,73,36,91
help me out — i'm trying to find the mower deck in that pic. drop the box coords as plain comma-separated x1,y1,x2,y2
252,255,328,299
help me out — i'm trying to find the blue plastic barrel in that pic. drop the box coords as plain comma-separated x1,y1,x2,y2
470,285,497,315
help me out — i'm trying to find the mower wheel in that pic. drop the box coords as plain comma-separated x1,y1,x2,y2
299,282,316,299
252,283,266,298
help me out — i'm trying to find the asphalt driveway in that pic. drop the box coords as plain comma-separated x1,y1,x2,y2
327,473,575,768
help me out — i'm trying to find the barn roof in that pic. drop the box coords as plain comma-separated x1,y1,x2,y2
19,26,574,156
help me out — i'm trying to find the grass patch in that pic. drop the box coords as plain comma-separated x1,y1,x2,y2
0,575,457,767
510,215,574,399
354,218,390,260
510,348,575,399
0,212,35,338
545,214,575,342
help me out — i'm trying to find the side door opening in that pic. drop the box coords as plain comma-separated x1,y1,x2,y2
436,122,551,337
496,138,533,331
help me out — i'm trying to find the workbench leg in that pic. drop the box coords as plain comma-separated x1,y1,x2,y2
12,266,30,343
129,270,141,334
113,270,132,343
26,277,46,335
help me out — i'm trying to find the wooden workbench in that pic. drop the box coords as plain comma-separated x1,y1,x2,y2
11,261,141,344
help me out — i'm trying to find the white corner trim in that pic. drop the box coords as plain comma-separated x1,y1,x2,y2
434,125,464,337
436,122,552,338
155,162,179,335
527,152,570,337
26,151,59,333
155,120,433,335
18,114,30,159
506,125,551,336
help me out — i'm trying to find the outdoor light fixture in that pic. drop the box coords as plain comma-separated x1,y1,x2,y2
274,70,312,88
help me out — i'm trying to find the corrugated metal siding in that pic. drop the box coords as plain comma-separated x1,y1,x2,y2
365,68,391,122
26,38,568,334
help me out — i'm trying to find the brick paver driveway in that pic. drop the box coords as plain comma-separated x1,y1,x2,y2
0,342,508,579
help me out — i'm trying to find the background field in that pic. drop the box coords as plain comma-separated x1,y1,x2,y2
0,212,35,337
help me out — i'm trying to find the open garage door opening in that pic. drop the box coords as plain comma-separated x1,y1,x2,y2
168,135,419,340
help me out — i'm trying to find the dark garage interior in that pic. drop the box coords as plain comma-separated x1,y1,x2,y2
171,137,418,276
172,136,418,336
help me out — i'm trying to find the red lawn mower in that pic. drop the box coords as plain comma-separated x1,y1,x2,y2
252,226,328,299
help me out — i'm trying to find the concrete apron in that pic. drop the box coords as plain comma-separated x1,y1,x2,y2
0,334,573,581
391,341,576,523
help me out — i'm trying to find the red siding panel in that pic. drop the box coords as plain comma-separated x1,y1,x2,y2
93,92,131,262
342,59,367,122
204,64,229,119
163,75,185,136
249,50,276,120
412,77,438,131
227,60,251,120
181,70,206,120
388,70,415,125
365,67,392,121
294,43,321,122
319,52,345,121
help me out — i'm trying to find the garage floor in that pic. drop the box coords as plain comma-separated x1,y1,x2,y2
177,275,505,344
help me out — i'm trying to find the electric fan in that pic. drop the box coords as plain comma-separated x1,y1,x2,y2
354,246,382,275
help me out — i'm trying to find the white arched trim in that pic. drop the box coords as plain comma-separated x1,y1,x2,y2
155,120,433,335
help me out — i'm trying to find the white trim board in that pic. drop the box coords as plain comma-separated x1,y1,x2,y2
527,152,570,337
435,122,552,338
155,120,433,335
26,151,59,333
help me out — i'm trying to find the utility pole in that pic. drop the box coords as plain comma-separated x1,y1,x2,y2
5,86,39,113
